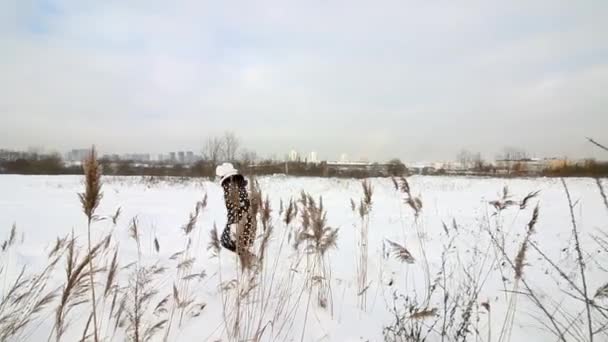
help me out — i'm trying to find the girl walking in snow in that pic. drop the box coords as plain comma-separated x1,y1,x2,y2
216,163,256,254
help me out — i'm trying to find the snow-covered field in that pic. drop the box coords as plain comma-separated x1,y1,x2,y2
1,175,607,341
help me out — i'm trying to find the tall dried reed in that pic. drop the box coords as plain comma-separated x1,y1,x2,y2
79,146,103,342
354,180,373,311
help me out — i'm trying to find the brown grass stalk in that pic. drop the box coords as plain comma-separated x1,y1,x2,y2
55,234,107,341
79,146,103,342
486,226,567,342
561,178,594,342
0,232,62,341
385,239,415,264
355,180,373,311
596,178,608,212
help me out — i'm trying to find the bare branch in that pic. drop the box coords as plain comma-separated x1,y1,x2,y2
586,137,608,152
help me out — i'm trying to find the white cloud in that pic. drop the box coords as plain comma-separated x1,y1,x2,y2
0,0,607,160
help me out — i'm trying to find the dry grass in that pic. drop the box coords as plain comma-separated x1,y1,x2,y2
0,146,205,342
118,263,169,342
383,292,441,342
79,146,103,342
596,178,608,212
489,186,517,212
215,180,343,342
3,154,608,342
394,176,423,218
562,178,594,342
294,192,339,341
163,195,208,339
484,189,572,342
385,240,415,264
0,225,62,341
514,205,539,280
1,223,17,252
54,233,109,340
355,180,373,311
208,223,221,257
383,176,608,342
219,180,288,341
80,147,103,223
390,176,431,305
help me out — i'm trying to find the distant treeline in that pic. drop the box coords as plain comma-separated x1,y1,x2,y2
0,155,76,175
97,158,408,178
0,155,407,178
1,154,608,178
541,159,608,177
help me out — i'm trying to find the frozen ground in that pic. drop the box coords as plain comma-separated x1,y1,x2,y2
1,175,607,341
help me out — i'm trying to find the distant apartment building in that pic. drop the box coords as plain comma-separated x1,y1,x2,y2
289,150,299,162
309,151,318,163
101,154,120,161
0,149,27,161
157,154,169,162
157,152,197,164
66,149,90,162
408,162,437,175
123,153,151,162
339,153,349,163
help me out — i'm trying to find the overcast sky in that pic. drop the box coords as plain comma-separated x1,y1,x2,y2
1,1,607,162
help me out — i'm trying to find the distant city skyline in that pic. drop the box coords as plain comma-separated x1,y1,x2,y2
4,144,604,165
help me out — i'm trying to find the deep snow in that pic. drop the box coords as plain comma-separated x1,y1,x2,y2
1,175,607,341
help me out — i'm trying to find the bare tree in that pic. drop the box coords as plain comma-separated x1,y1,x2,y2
457,150,486,171
240,149,258,166
457,150,473,170
387,158,407,176
495,147,530,174
202,137,224,166
222,132,240,162
473,153,485,171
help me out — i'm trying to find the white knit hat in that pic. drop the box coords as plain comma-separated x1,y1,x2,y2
216,162,239,184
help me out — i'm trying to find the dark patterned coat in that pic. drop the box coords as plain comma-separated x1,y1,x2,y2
220,175,255,253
